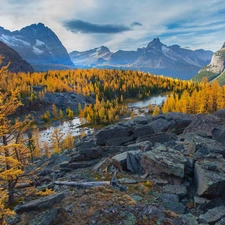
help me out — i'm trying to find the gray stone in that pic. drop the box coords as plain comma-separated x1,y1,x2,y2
162,201,185,214
59,161,70,168
149,118,175,133
162,185,187,198
199,206,225,224
69,160,97,169
28,208,59,225
118,178,138,184
96,125,133,145
215,218,225,225
194,158,225,197
106,136,134,146
141,144,187,178
15,193,65,213
181,132,225,157
126,152,144,174
175,214,198,225
159,193,179,203
194,196,210,211
132,124,154,138
137,133,177,145
212,128,225,147
184,114,222,137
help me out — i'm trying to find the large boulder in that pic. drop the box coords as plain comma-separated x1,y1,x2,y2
148,118,175,133
96,125,133,145
180,132,225,157
141,144,187,179
199,206,225,224
194,157,225,197
15,193,65,213
184,114,222,137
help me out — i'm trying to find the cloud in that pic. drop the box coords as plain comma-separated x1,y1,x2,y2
130,22,142,27
63,19,131,34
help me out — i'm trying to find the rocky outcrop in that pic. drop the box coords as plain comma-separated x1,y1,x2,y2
193,41,225,85
11,110,225,224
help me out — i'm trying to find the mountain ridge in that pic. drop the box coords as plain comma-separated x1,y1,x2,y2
0,40,34,73
0,23,74,71
69,38,213,79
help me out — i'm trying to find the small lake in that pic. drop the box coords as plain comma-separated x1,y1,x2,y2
37,94,167,145
39,117,93,145
128,94,167,108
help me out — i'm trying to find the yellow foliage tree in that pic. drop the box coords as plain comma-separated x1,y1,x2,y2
0,89,32,205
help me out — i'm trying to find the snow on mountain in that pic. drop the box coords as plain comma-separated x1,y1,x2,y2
0,23,74,71
69,38,213,80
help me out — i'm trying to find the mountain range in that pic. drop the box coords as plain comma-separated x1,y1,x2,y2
193,42,225,85
0,23,74,71
0,40,34,73
70,38,213,79
0,23,214,79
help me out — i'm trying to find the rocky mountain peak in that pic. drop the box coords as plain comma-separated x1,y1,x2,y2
0,23,74,70
146,38,164,49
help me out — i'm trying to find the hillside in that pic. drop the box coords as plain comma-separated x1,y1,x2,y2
0,40,34,73
0,23,74,71
70,38,213,80
193,42,225,84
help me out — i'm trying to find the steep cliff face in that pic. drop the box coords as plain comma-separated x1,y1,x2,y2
0,23,74,71
0,40,34,73
193,42,225,84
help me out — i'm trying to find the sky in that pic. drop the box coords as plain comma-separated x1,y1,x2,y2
1,0,225,53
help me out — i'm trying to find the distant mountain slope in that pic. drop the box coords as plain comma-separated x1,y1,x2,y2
0,40,34,73
69,38,213,79
193,42,225,85
0,23,74,71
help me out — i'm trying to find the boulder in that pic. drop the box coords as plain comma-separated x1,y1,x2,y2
69,160,98,169
180,132,225,157
212,128,225,147
194,157,225,197
28,208,59,225
96,125,133,145
106,136,134,146
199,206,225,224
126,152,144,174
15,193,65,213
132,124,154,139
141,144,187,178
112,150,141,171
136,133,177,145
149,118,175,133
161,185,187,199
184,114,222,137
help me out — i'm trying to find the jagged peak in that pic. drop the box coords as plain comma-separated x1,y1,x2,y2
146,38,164,49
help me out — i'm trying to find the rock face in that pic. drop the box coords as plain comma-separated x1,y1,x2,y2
193,41,225,85
0,23,74,71
69,38,213,79
0,41,34,73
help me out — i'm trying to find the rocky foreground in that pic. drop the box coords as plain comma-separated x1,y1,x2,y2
9,109,225,225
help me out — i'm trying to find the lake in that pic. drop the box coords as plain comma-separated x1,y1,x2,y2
128,94,167,108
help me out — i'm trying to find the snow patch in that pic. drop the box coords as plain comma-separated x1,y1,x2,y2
33,46,43,54
35,39,45,46
0,34,31,47
162,46,170,53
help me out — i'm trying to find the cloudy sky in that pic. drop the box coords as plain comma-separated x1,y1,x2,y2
1,0,225,52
